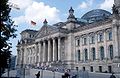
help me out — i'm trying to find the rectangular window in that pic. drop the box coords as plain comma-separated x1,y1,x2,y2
98,34,103,42
90,36,95,44
90,66,93,72
99,66,102,72
92,36,95,43
108,32,112,40
76,39,80,46
77,40,80,46
78,50,80,61
100,34,103,41
83,37,87,45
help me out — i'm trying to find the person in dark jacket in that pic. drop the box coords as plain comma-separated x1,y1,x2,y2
110,73,116,78
64,72,70,78
35,71,40,78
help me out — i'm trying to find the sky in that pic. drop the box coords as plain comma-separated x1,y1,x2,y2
8,0,114,55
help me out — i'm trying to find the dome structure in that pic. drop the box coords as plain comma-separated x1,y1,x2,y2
81,9,112,23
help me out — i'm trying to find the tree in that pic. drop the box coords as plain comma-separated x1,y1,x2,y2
0,0,17,77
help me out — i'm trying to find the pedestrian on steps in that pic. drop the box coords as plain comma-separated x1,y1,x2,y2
35,71,40,78
110,73,116,78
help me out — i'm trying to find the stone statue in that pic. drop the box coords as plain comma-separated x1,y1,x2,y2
112,4,119,14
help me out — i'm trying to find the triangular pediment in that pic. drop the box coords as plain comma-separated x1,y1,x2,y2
35,25,59,38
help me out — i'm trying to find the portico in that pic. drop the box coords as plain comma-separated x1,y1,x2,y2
36,36,64,66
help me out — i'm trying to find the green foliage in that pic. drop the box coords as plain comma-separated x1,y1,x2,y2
0,0,17,76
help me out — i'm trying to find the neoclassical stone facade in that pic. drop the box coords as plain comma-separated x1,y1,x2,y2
17,0,120,73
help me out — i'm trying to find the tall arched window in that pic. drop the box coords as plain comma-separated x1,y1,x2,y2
100,46,104,60
109,45,113,60
84,49,88,61
91,47,96,60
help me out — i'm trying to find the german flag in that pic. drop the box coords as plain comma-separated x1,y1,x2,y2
31,20,36,26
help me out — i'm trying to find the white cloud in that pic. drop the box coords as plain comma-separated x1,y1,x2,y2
11,1,61,25
24,2,60,24
78,0,94,9
100,0,114,10
79,2,88,9
13,16,25,25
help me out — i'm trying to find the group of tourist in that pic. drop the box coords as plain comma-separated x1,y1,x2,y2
35,69,116,78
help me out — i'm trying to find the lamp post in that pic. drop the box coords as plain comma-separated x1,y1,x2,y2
76,67,79,78
41,68,43,78
52,69,55,78
7,58,11,78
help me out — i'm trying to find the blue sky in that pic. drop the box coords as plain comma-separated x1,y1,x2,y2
9,0,114,55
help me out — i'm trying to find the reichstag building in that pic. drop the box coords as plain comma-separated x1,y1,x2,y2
16,0,120,73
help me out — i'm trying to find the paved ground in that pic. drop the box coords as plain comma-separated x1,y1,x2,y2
28,69,64,78
2,69,120,78
88,72,120,78
2,69,64,78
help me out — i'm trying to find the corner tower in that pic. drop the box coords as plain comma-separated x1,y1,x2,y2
66,7,77,30
112,0,120,65
114,0,120,15
114,0,120,8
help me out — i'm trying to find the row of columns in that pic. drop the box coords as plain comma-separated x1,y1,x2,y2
37,37,61,63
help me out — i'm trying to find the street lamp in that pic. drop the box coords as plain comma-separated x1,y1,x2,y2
76,67,79,78
41,67,44,78
7,58,11,78
52,69,55,78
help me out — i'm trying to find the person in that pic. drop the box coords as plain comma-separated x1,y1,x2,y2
35,71,40,78
110,73,116,78
64,72,70,78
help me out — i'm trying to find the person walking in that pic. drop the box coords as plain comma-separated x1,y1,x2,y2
35,71,40,78
110,73,116,78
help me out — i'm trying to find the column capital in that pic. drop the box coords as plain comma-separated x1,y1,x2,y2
42,39,47,43
46,38,51,41
58,36,62,39
52,37,56,40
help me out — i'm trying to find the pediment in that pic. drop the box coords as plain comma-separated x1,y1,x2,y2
35,25,58,38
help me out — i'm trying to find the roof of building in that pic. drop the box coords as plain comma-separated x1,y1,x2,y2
21,29,38,35
81,9,112,23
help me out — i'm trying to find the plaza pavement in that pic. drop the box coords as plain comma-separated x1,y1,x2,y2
2,68,120,78
2,68,64,78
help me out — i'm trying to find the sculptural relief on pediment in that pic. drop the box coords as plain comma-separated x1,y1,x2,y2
35,26,58,38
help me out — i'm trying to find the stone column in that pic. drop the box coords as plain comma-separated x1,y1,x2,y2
104,31,107,59
38,42,41,63
88,36,90,61
80,37,83,61
21,48,24,68
53,38,56,61
48,39,51,62
17,49,20,66
113,26,119,58
58,37,61,61
45,41,48,62
43,41,46,62
95,34,99,60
